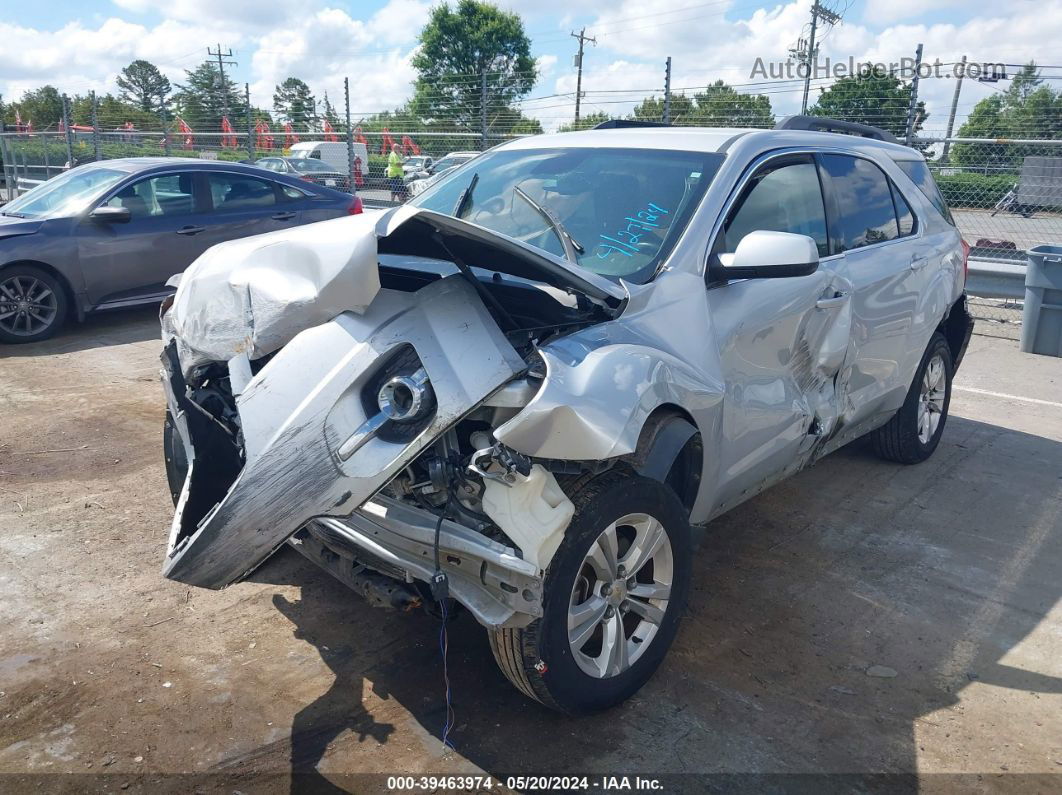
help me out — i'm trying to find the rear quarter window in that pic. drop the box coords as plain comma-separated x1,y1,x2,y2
896,159,955,225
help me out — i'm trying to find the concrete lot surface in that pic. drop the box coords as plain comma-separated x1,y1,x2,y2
1,309,1060,792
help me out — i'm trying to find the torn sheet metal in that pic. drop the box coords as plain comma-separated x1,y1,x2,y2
162,274,526,589
166,212,382,375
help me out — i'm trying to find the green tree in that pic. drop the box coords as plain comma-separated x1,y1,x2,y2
321,92,343,131
11,85,64,129
116,60,171,113
172,62,246,129
410,0,536,132
631,93,695,124
558,111,611,132
273,77,316,130
809,67,926,140
690,81,773,127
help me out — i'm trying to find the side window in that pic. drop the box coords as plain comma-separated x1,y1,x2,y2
207,173,279,212
892,182,916,237
280,184,309,201
258,159,279,172
104,173,196,218
722,158,829,256
896,159,955,225
819,154,898,251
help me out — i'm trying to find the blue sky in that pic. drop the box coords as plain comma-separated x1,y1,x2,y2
2,0,1056,132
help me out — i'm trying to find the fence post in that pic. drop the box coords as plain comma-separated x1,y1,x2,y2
0,135,13,201
61,94,74,167
481,71,488,150
941,55,966,162
90,91,101,161
160,101,172,156
344,77,355,191
244,84,254,162
663,56,672,125
904,43,923,146
42,133,50,179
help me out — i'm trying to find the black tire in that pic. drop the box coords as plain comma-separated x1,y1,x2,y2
0,264,68,344
871,332,953,464
488,471,692,714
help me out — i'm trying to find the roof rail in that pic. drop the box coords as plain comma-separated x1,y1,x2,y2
593,119,671,130
775,115,899,144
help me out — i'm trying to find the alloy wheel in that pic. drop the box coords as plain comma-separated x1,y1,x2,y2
918,353,947,444
0,274,58,337
568,512,674,679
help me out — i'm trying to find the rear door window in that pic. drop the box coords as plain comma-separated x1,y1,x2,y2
819,154,899,251
896,159,955,225
722,156,829,257
892,183,916,237
207,173,279,212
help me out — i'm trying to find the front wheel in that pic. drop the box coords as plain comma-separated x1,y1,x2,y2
0,265,68,344
489,471,691,714
871,332,953,464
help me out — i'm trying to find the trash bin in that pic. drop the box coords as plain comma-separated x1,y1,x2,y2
1020,245,1062,357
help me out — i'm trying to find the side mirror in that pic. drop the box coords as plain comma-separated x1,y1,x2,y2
89,205,132,224
714,230,819,280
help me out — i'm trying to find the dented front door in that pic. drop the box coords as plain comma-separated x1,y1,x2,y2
162,275,526,589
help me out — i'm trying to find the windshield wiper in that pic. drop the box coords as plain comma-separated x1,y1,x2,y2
452,172,478,219
513,186,584,263
1,211,27,218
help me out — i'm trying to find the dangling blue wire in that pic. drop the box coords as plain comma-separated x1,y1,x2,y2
439,597,456,750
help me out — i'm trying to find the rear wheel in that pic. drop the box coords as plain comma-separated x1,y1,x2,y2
489,471,691,714
0,265,67,344
871,332,953,464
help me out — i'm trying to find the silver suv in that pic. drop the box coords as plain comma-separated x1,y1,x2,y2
159,116,973,714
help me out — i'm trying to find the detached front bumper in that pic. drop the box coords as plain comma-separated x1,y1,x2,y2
160,274,526,590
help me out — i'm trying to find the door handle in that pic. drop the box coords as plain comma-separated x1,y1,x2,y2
910,255,929,270
271,212,297,221
176,225,205,236
816,291,849,309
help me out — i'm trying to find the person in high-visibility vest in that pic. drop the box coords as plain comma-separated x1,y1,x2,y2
386,144,405,203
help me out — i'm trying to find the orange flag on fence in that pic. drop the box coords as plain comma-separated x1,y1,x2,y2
221,117,238,149
284,122,299,149
176,117,194,150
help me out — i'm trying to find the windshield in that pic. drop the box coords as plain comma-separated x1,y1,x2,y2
406,157,429,167
289,159,336,173
3,165,126,218
410,147,724,282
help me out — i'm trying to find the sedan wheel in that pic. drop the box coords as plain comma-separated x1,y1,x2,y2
917,353,947,445
0,267,67,344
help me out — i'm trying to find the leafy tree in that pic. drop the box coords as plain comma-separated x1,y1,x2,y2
116,60,171,113
273,77,316,130
172,61,246,129
410,0,536,132
690,81,773,127
11,85,64,129
952,62,1062,167
321,92,343,130
631,93,695,124
809,67,926,141
558,111,611,132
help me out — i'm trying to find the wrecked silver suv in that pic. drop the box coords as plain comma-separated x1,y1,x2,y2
159,118,973,713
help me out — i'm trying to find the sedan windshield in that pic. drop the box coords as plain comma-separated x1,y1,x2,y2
289,159,336,173
410,147,724,282
3,166,126,218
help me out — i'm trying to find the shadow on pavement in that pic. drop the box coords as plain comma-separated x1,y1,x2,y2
236,414,1061,788
0,304,161,358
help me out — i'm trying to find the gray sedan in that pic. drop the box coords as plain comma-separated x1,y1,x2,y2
0,157,363,343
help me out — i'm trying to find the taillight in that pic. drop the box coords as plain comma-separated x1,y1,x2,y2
960,239,970,285
348,196,364,215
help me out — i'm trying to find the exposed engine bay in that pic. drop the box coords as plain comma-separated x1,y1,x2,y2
160,206,623,628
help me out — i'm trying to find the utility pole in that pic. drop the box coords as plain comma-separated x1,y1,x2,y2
905,43,924,146
90,91,101,162
570,28,596,126
207,44,238,119
344,77,355,190
941,55,967,162
663,57,673,124
793,1,842,114
61,94,74,167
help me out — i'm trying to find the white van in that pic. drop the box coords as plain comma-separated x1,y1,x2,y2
289,141,370,177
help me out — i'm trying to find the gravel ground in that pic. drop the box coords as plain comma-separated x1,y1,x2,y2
1,308,1060,792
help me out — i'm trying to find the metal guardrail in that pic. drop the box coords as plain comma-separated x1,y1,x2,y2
966,257,1026,301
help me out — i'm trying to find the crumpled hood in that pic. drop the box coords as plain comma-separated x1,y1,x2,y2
165,205,626,375
166,212,381,372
